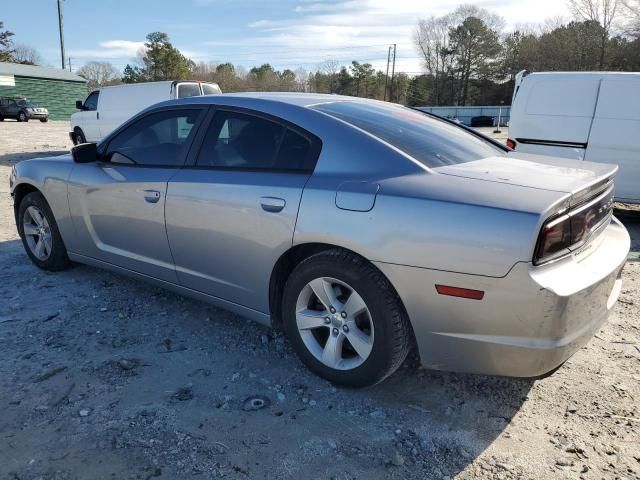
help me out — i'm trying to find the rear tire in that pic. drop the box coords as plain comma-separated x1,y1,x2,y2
282,249,411,387
17,191,71,271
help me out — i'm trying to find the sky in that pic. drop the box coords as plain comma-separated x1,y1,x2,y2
2,0,571,75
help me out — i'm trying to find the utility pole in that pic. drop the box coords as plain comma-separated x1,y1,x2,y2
389,43,397,103
383,46,392,101
57,0,66,70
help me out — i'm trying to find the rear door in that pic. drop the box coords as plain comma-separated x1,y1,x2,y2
77,91,101,141
510,76,599,160
165,107,321,313
67,106,206,282
585,76,640,202
6,99,19,118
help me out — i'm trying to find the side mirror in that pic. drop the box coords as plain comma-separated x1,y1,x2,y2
75,100,85,110
72,142,98,163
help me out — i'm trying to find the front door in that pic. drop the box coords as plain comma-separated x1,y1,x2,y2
67,106,207,282
77,91,101,141
165,107,321,313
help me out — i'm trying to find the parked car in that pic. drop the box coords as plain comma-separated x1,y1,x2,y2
470,115,494,127
508,70,640,204
0,97,49,122
11,93,630,387
70,80,221,144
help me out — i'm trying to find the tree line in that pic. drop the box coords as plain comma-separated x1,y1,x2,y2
111,0,640,107
2,0,639,106
0,21,43,65
411,1,640,106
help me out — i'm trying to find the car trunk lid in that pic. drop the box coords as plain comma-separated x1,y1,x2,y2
434,153,617,208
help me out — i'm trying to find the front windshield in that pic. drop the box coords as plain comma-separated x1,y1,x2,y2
17,100,39,108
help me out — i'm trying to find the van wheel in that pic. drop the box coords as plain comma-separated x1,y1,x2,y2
282,249,411,387
18,191,71,271
17,111,27,122
74,128,86,144
40,118,48,123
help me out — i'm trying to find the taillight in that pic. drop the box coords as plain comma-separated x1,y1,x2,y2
506,138,516,149
534,187,614,265
534,215,572,264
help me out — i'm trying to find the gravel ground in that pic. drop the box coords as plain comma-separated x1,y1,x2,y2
1,121,639,480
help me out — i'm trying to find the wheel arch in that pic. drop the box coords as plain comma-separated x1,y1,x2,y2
269,243,415,343
12,182,41,225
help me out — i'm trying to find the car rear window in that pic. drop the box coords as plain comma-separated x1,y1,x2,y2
312,101,503,168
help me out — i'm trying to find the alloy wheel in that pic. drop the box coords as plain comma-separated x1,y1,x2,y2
295,277,374,370
23,206,52,261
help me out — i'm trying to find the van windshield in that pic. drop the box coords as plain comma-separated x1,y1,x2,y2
202,83,221,95
177,83,201,99
312,101,504,168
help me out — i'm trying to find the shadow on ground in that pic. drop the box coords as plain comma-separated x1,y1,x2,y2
1,159,637,478
0,235,534,479
615,207,640,254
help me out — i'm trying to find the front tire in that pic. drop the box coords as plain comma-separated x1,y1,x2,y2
282,249,411,387
17,191,70,271
73,127,86,144
40,117,48,123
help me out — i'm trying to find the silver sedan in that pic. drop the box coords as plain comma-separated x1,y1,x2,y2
10,93,630,387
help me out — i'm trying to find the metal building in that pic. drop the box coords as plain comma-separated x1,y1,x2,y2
0,62,86,120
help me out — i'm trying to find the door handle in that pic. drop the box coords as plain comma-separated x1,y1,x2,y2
260,196,286,213
143,189,161,203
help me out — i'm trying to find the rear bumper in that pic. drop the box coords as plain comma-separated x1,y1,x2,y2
375,217,630,377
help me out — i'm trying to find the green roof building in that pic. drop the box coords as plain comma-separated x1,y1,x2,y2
0,62,87,120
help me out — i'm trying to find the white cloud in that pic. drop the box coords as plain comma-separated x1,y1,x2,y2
68,39,208,64
217,0,571,72
69,40,145,59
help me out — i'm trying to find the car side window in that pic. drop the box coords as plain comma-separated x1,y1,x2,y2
104,109,203,167
196,110,315,171
84,91,99,111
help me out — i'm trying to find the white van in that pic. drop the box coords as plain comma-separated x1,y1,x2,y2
508,71,640,203
70,80,221,144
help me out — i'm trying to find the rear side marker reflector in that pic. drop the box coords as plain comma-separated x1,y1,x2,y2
435,284,485,300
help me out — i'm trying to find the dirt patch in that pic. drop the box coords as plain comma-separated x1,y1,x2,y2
1,122,639,479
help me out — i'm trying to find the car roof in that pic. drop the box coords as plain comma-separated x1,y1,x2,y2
169,92,378,109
